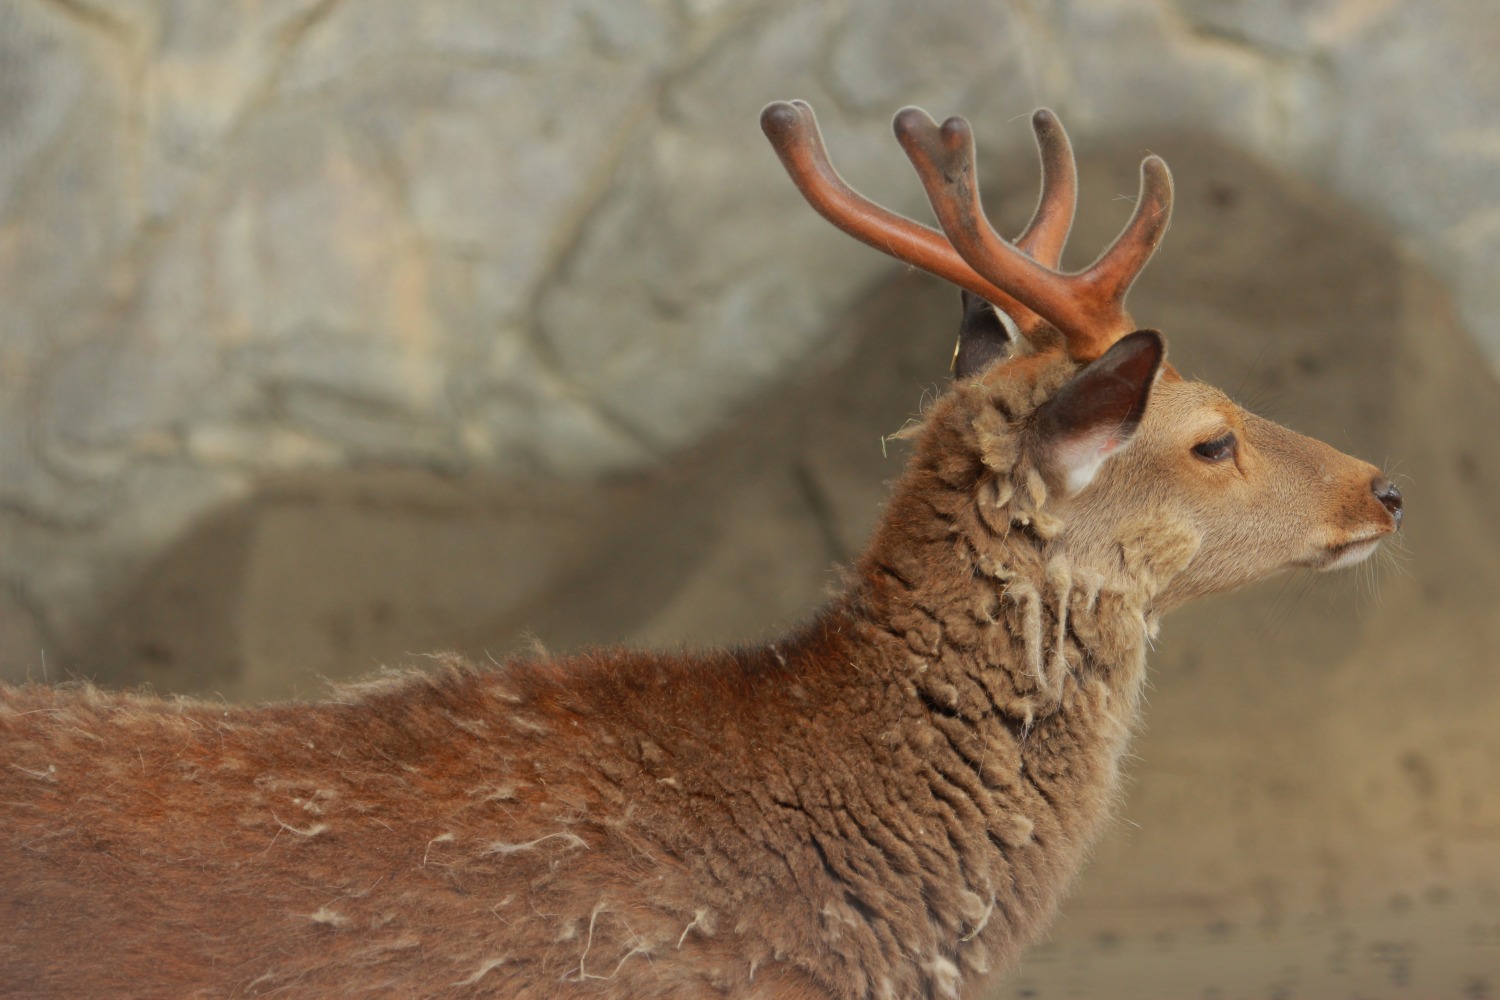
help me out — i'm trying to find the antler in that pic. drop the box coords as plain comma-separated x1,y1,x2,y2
759,100,1070,341
759,101,1016,309
894,108,1172,360
760,100,1173,361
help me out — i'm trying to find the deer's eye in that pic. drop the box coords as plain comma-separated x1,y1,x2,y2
1192,432,1236,463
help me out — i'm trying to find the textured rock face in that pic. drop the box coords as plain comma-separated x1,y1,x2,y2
2,0,1498,673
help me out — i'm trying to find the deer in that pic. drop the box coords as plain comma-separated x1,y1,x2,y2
0,100,1402,999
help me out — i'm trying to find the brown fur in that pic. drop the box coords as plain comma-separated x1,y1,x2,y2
2,112,1402,999
1,345,1398,998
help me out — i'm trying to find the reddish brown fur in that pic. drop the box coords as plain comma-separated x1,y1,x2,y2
1,109,1401,999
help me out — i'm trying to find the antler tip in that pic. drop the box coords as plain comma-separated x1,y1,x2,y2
1030,108,1069,148
892,105,937,139
1139,154,1175,210
760,100,807,142
894,107,974,167
939,115,973,152
1141,153,1173,182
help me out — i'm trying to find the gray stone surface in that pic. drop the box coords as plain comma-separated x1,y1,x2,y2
4,0,1500,683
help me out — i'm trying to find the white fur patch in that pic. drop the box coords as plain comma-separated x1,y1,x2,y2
482,831,588,855
1054,423,1130,495
452,956,509,986
1321,538,1381,571
304,907,351,928
924,952,962,998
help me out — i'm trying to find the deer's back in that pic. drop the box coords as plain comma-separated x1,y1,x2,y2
0,653,780,995
0,652,853,998
1,608,1112,999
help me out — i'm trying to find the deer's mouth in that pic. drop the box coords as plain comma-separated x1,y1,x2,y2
1307,535,1384,572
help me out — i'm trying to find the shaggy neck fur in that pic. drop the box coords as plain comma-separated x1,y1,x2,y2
776,349,1198,996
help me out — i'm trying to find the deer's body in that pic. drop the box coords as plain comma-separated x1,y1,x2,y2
1,356,1155,998
1,103,1402,998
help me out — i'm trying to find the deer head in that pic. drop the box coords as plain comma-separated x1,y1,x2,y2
761,101,1403,613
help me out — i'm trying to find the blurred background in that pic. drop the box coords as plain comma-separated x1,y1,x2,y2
3,1,1499,995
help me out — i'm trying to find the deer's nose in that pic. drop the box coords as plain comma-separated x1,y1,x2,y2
1372,476,1403,527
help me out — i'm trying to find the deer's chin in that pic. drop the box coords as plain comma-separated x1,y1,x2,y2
1306,536,1383,572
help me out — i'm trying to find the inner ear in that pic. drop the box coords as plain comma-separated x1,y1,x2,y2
1034,330,1165,495
953,290,1014,380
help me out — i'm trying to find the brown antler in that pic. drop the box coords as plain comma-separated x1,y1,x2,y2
894,108,1172,360
762,100,1066,339
762,100,1068,335
1002,107,1079,340
761,100,1173,361
760,101,1012,304
1011,108,1077,272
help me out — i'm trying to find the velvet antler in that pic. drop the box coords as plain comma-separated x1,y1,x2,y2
761,100,1173,361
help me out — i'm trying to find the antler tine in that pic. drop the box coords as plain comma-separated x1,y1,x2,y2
1078,154,1173,310
893,106,1172,361
892,107,1103,357
1013,108,1076,268
760,101,1031,316
995,108,1080,342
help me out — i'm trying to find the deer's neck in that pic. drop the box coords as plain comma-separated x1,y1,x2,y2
797,435,1165,982
848,432,1160,720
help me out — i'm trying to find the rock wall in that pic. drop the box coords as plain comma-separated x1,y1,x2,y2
3,1,1498,677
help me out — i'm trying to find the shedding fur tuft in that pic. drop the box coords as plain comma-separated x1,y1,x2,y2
482,831,589,856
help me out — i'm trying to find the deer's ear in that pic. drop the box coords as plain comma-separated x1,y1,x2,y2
1034,330,1164,495
953,290,1014,380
